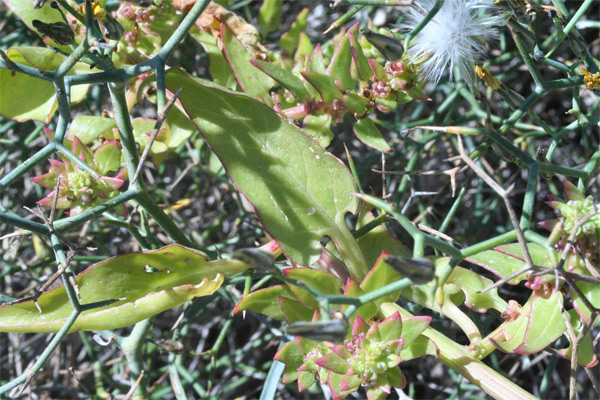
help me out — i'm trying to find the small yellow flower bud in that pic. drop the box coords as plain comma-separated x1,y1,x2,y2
580,67,600,90
77,2,107,22
475,65,502,91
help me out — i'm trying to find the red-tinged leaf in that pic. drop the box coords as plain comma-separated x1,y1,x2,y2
377,311,403,341
284,267,342,295
0,246,249,333
274,340,304,366
281,8,308,54
295,336,319,354
572,281,600,324
279,296,314,323
385,366,406,389
349,29,373,81
466,242,555,284
298,370,316,392
328,371,355,400
166,69,366,282
360,253,402,307
301,71,343,104
295,31,313,61
369,59,387,81
282,365,301,384
340,373,361,392
233,285,295,320
307,44,326,74
446,266,508,313
330,344,351,360
366,386,388,400
341,91,369,114
31,170,57,189
94,142,122,175
514,291,566,354
352,316,369,336
559,310,599,367
563,180,585,201
317,352,350,375
386,338,405,356
397,316,431,348
342,279,378,322
327,28,355,91
251,59,312,103
68,115,118,144
400,335,439,361
353,118,392,153
221,24,274,104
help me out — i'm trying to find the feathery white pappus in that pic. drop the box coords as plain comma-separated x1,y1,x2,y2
402,0,505,91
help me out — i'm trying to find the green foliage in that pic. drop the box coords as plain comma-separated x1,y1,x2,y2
0,0,598,399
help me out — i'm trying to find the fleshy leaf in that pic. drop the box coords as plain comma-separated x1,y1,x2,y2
222,24,273,104
317,352,350,375
279,296,314,323
274,340,304,367
252,59,312,103
360,253,402,307
353,118,392,153
465,242,554,284
257,0,282,36
0,245,249,333
341,92,369,115
297,370,316,392
233,285,296,320
572,281,600,323
302,113,333,148
342,279,378,322
166,69,365,280
327,28,355,91
559,310,599,367
68,115,118,144
446,266,508,313
377,311,403,341
301,71,343,104
280,8,308,54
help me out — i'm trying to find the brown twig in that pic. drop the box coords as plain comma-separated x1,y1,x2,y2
131,88,183,185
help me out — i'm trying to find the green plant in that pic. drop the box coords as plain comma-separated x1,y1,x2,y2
0,1,598,399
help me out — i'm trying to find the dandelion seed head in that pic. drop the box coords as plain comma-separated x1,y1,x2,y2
403,0,504,88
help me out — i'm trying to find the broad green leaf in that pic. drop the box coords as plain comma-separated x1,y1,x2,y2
258,0,283,36
353,118,392,153
301,71,343,104
221,24,273,104
0,47,90,123
166,69,367,281
252,59,312,103
233,285,296,320
446,266,508,313
280,8,308,54
0,245,249,333
189,27,236,89
327,28,355,91
465,242,554,284
68,115,118,144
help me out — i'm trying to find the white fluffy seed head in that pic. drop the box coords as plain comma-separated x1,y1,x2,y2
403,0,504,89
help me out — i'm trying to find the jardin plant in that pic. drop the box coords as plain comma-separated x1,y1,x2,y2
0,0,598,399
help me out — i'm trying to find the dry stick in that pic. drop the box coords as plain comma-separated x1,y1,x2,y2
123,370,145,400
373,167,461,197
456,134,535,270
131,88,182,185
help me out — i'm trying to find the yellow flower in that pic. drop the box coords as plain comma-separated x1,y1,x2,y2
77,1,107,22
475,65,502,91
580,67,600,90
